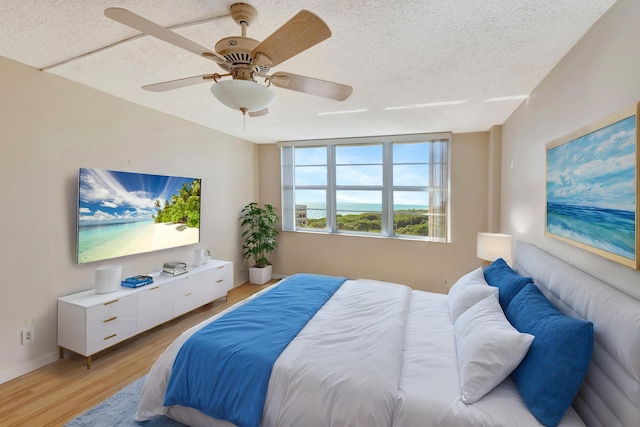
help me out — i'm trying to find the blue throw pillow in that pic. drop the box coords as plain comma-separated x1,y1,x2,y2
483,258,532,310
506,284,594,427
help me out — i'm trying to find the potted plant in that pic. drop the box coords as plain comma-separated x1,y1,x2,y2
240,202,279,285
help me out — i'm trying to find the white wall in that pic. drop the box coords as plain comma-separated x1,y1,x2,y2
502,0,640,299
0,57,257,383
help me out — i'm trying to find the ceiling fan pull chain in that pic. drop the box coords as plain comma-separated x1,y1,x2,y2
239,107,248,132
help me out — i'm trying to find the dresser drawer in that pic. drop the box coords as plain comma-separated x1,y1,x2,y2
86,317,136,354
173,275,203,316
136,283,174,332
87,294,134,323
203,262,233,302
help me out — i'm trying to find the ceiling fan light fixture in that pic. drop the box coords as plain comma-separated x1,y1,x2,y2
211,79,276,113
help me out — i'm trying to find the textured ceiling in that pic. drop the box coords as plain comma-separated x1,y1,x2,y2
1,0,616,143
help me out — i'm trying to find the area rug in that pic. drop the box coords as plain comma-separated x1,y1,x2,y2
66,376,186,426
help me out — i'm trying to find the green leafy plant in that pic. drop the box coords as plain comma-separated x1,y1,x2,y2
240,202,279,268
153,179,201,228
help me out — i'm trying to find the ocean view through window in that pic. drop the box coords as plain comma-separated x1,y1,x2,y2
280,133,451,241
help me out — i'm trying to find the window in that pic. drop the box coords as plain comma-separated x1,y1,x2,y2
280,133,450,242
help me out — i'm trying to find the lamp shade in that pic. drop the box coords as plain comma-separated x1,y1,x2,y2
210,79,276,113
477,232,512,262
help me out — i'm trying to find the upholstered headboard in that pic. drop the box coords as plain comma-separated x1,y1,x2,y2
513,241,640,427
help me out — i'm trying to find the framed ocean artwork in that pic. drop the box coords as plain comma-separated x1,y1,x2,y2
546,103,639,270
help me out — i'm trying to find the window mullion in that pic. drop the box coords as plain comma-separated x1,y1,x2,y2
281,146,295,231
383,142,393,236
429,142,436,239
327,145,336,232
443,139,451,242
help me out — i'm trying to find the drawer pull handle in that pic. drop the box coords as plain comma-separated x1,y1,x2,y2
103,316,117,323
104,299,119,306
216,279,223,283
217,266,224,270
150,286,160,291
185,292,193,297
104,334,117,341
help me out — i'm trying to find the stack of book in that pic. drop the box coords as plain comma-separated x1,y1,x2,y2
163,262,187,276
121,275,154,288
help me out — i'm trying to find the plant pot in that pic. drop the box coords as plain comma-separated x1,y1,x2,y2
249,265,272,285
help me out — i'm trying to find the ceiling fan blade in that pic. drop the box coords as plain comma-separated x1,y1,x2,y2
142,74,216,92
249,108,269,117
251,10,331,68
104,7,226,65
270,72,352,101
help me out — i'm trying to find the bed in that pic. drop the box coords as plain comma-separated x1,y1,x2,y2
135,241,640,427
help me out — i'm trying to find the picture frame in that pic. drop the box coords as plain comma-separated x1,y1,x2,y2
546,103,639,270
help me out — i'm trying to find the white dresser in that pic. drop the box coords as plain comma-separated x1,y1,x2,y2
58,259,233,368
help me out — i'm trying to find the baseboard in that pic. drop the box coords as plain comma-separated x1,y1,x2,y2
0,351,59,385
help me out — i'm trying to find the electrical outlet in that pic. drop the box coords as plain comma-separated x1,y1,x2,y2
443,279,449,288
21,327,34,345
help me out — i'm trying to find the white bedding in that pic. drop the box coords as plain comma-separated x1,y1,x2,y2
137,276,585,427
394,290,583,427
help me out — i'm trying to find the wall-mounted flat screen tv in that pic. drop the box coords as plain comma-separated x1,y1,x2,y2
77,168,201,264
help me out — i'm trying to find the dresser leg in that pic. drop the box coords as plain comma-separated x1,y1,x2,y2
86,355,92,369
59,347,64,359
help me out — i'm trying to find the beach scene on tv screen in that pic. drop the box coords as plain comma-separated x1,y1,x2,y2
77,168,200,264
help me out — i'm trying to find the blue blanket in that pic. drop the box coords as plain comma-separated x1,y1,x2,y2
163,273,347,427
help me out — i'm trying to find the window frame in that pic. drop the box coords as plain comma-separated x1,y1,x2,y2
279,133,451,242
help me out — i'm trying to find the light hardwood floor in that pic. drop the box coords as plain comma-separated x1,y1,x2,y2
0,281,274,427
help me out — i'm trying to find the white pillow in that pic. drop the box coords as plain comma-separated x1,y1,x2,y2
454,295,534,404
448,267,498,321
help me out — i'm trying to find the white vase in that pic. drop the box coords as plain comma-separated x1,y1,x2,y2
193,250,204,267
95,265,122,294
249,265,272,285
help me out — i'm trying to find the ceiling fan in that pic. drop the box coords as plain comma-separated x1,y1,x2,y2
104,3,353,117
